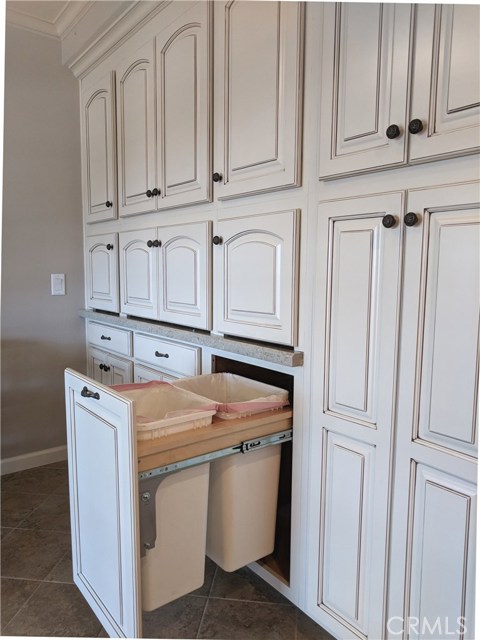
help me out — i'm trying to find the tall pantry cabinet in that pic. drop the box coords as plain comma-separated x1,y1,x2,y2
73,1,479,639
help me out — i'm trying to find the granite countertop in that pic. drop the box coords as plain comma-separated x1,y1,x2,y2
80,310,304,368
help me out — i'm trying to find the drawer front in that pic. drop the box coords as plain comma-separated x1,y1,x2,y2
134,363,179,384
134,333,200,377
87,321,132,356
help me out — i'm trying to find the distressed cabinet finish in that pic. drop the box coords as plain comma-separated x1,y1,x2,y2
308,193,403,639
307,182,479,639
81,71,117,223
319,3,480,179
85,234,119,313
214,210,299,346
119,222,211,330
213,1,304,199
387,182,479,640
116,2,211,217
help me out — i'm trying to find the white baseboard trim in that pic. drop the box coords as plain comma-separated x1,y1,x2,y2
1,445,67,475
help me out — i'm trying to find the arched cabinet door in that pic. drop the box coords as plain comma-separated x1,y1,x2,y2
81,72,117,223
85,233,119,313
119,228,159,319
116,41,156,217
214,210,299,345
158,221,211,330
155,2,211,209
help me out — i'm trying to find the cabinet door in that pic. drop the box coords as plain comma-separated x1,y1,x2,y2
134,363,178,384
409,5,480,162
158,221,211,330
108,354,133,386
306,193,403,639
387,183,479,639
155,2,211,209
214,210,299,345
116,40,157,217
213,1,304,199
85,234,119,313
87,347,109,384
119,228,159,319
64,369,141,638
81,72,117,223
318,3,412,178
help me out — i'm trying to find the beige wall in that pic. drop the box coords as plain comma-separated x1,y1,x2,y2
2,24,85,462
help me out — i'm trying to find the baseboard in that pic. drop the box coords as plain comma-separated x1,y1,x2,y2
1,445,68,475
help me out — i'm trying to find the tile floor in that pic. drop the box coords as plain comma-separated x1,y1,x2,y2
1,461,334,639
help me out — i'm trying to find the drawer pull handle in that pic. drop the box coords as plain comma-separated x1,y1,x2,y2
155,351,170,358
81,386,100,400
100,335,111,341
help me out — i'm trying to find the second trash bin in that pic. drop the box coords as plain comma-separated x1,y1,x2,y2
172,373,289,572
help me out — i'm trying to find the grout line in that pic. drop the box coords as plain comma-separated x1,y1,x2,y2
206,595,295,607
195,594,210,640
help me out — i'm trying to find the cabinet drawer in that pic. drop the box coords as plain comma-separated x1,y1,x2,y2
87,322,132,356
134,333,200,377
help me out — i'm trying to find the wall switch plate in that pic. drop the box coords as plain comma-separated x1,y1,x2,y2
51,273,66,296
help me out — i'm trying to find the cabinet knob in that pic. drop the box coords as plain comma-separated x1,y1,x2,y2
386,124,401,139
212,172,223,183
99,363,104,370
103,365,111,372
408,119,424,134
106,244,114,251
155,351,170,358
212,235,223,245
147,239,161,248
151,188,160,196
382,214,397,229
404,212,419,227
105,201,113,208
146,189,153,198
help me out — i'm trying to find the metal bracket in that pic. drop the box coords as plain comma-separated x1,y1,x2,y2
137,428,293,555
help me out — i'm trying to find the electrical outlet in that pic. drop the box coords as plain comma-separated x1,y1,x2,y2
51,274,66,296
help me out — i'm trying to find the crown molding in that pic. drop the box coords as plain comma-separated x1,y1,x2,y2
6,2,87,40
67,1,171,79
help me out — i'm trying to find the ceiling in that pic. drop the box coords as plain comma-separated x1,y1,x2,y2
6,0,88,39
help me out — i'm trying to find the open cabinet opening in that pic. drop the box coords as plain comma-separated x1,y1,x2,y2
211,355,293,585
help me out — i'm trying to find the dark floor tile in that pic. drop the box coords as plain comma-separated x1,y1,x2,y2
0,578,41,628
1,491,49,527
45,550,73,584
97,627,109,637
142,594,207,639
1,527,15,540
1,466,69,496
198,598,296,640
18,493,70,532
191,556,217,597
210,565,290,604
1,528,70,580
43,460,68,470
296,609,336,640
2,581,102,637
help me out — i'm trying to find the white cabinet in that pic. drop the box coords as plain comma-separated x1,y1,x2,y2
133,363,178,383
116,2,211,217
214,210,299,346
119,222,211,330
87,347,133,386
213,1,304,199
81,71,117,223
85,234,119,313
319,3,480,179
409,4,480,162
387,182,479,639
307,182,479,639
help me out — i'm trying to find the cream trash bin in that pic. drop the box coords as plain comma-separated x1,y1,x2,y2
172,373,289,572
111,381,217,610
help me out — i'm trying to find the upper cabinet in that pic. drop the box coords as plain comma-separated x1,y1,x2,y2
116,1,211,217
319,3,480,179
213,1,304,199
85,233,119,313
81,71,117,223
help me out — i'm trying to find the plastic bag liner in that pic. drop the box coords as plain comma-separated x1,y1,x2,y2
110,380,217,440
172,373,289,419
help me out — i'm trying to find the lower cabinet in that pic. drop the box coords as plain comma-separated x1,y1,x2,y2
133,363,178,383
87,347,133,386
119,221,211,330
307,182,478,639
213,209,299,346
